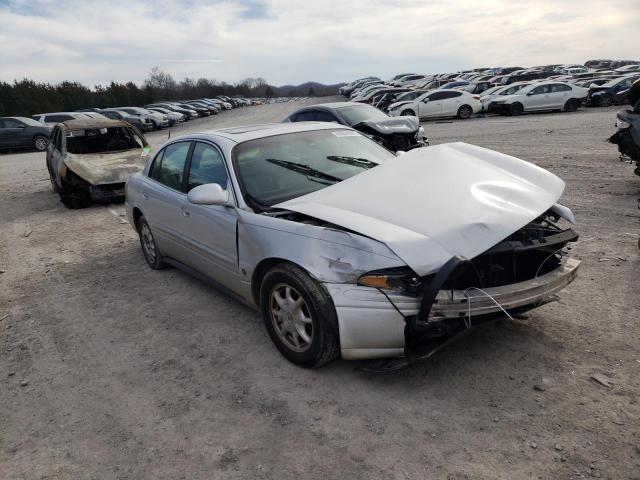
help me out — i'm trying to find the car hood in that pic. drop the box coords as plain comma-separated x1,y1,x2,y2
388,100,414,110
64,148,148,185
353,116,419,135
275,142,566,276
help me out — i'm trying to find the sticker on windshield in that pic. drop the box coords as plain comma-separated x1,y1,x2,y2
141,146,152,157
332,130,361,137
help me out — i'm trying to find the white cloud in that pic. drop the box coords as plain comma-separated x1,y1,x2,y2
0,0,638,86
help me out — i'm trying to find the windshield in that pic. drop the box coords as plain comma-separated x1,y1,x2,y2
480,86,501,96
501,84,528,95
66,126,145,154
233,129,395,208
336,105,390,126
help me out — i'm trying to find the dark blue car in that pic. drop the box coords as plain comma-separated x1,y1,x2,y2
587,75,640,107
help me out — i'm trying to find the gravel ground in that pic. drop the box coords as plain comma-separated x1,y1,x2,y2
1,98,639,480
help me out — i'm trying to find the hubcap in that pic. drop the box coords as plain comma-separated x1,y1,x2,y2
270,284,313,352
140,223,157,262
35,137,48,150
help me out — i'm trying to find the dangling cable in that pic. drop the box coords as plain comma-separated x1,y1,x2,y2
463,286,516,329
534,246,567,278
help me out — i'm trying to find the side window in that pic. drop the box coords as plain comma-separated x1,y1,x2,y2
295,111,315,121
315,111,338,122
187,142,229,191
441,91,462,99
3,119,24,128
53,128,63,152
530,85,550,95
46,114,73,123
150,141,191,191
551,84,571,92
427,91,447,101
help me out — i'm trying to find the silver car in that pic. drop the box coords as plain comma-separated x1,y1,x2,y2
125,122,580,368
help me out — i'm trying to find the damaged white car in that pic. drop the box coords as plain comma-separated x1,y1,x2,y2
125,122,580,369
46,118,150,208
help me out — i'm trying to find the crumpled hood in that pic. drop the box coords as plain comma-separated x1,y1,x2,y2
275,142,566,276
65,148,147,185
353,116,419,135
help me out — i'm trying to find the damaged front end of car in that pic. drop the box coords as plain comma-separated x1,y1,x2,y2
353,116,428,151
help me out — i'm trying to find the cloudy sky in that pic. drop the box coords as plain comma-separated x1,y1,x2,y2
0,0,638,87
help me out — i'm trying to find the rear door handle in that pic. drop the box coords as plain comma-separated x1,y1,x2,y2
181,208,190,217
142,192,149,200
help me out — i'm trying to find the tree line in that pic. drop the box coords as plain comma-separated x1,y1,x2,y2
0,67,337,117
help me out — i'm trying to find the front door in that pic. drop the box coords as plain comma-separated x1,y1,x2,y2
180,141,239,290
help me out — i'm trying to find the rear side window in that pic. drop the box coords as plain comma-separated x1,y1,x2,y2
150,141,191,191
550,84,571,92
1,119,24,128
441,91,462,99
187,142,228,191
294,111,315,121
428,92,448,100
45,114,73,122
315,111,338,122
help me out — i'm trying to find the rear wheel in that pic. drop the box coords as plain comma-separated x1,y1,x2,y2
457,105,473,119
260,263,340,368
564,99,579,112
33,135,49,152
509,102,524,116
401,109,415,116
138,216,166,269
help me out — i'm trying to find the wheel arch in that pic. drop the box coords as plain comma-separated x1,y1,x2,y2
132,207,144,231
251,258,310,307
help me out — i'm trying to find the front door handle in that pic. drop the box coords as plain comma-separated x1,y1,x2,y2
181,209,190,217
142,192,149,200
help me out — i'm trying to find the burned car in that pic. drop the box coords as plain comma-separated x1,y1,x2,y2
46,118,149,208
126,123,579,369
285,102,428,151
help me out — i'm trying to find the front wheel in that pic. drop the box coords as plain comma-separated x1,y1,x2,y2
401,109,415,117
509,102,524,116
260,263,340,368
599,95,612,107
457,105,473,119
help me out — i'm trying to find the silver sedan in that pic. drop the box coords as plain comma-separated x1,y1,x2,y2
125,122,579,368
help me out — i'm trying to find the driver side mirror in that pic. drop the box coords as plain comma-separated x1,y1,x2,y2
422,98,429,103
188,183,230,206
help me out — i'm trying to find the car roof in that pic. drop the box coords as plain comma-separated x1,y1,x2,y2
188,122,351,144
57,118,133,130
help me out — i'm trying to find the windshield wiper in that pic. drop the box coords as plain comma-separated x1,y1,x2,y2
265,158,342,184
326,155,377,169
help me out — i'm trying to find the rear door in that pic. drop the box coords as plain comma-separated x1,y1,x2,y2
46,127,65,187
549,83,572,108
440,91,463,116
180,141,240,290
140,141,193,263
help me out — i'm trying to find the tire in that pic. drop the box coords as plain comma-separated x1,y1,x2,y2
33,135,49,152
401,109,415,117
260,263,340,368
59,178,91,209
137,216,166,269
564,99,578,112
599,95,612,107
509,102,524,116
457,104,473,119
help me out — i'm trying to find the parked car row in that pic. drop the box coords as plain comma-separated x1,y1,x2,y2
340,60,640,119
0,96,272,152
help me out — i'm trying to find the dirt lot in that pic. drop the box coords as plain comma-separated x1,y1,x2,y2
1,99,639,480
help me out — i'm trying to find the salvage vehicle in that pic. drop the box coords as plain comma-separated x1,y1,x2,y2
286,102,428,151
125,122,579,369
0,116,52,152
489,82,588,115
480,82,531,112
609,80,640,176
117,107,169,130
587,74,640,107
387,89,482,120
46,118,149,208
32,112,91,124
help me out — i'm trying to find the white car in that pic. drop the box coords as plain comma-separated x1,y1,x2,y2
488,82,588,115
479,82,531,111
388,89,482,120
